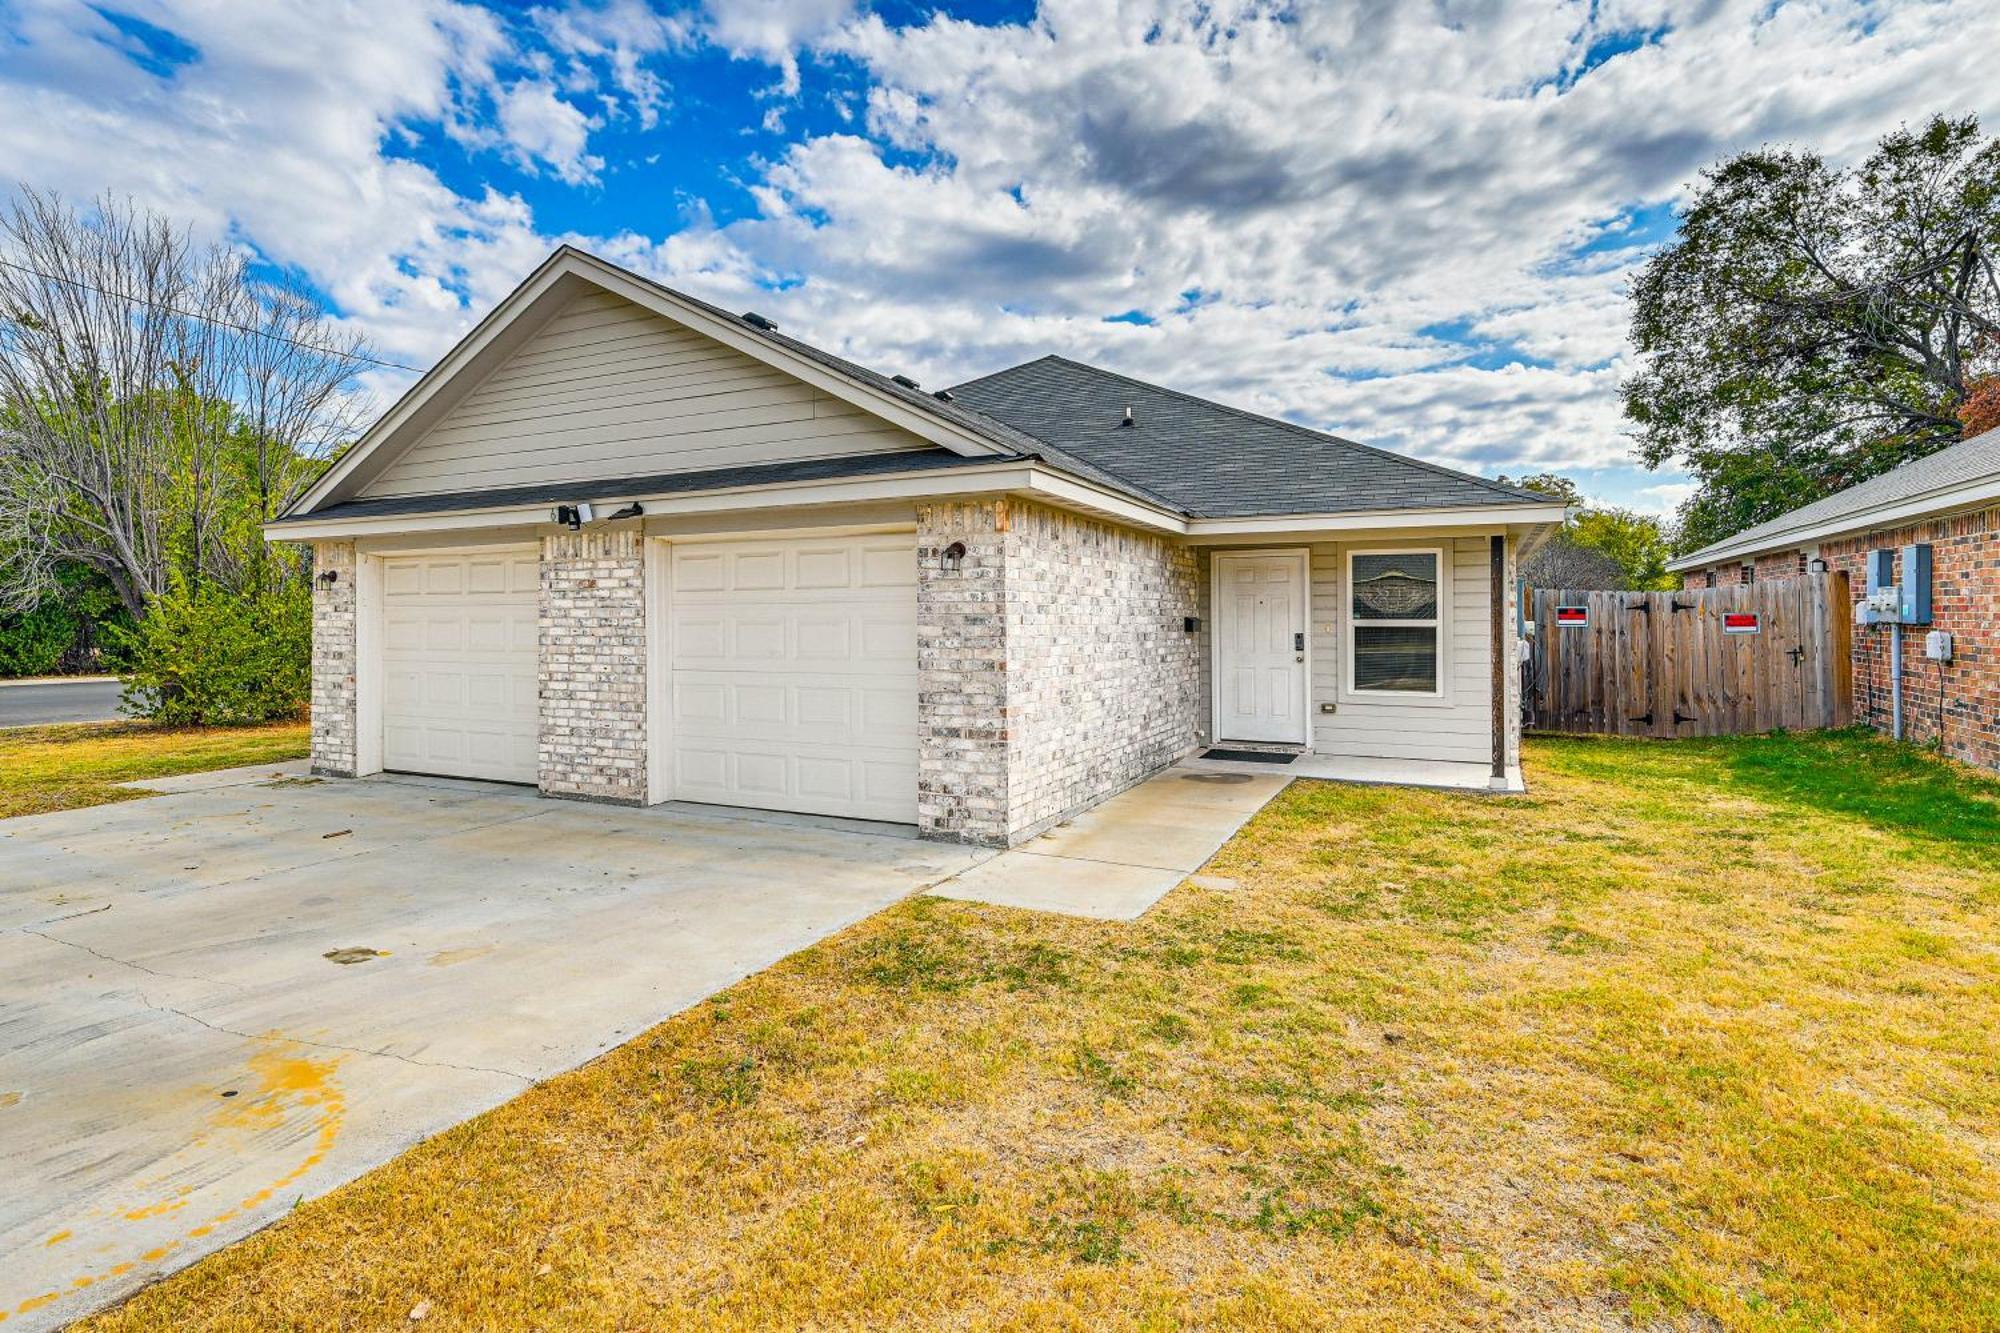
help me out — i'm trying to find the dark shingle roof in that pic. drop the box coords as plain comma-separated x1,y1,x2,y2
1670,426,2000,567
273,449,995,523
947,355,1551,519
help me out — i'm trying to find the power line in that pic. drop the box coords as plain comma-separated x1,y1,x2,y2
0,255,423,373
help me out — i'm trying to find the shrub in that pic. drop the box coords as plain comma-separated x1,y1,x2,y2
0,565,134,677
119,577,310,725
0,598,77,677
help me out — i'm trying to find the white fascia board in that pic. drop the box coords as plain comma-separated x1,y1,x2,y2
291,249,1016,517
266,463,1188,543
1184,502,1567,537
1664,475,2000,570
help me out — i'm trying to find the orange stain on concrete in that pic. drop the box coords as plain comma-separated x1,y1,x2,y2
121,1196,189,1222
41,1231,69,1247
19,1035,347,1325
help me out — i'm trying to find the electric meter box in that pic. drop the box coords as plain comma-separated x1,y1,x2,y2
1898,543,1932,624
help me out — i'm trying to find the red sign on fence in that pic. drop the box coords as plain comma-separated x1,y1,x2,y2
1723,612,1760,634
1555,605,1589,628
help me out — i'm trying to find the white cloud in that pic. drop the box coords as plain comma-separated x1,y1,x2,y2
4,0,1999,504
530,0,690,129
1632,481,1698,515
701,0,856,96
690,0,2000,480
494,78,604,184
0,0,546,370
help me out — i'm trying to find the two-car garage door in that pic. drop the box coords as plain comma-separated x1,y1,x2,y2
372,534,918,821
667,535,918,823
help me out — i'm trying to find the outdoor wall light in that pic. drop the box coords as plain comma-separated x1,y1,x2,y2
939,540,967,573
315,569,339,590
1809,557,1829,573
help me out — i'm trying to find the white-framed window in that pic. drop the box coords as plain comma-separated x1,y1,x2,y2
1346,547,1444,697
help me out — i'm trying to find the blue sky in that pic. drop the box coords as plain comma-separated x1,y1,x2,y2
3,0,1996,516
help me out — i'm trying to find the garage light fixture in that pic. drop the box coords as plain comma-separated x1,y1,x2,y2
315,568,339,589
552,502,595,530
939,541,966,574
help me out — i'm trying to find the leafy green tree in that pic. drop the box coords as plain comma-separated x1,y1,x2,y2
0,190,362,707
1499,473,1677,591
1625,116,2000,551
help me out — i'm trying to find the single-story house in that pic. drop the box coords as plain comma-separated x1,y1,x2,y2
269,247,1564,846
1668,427,1999,771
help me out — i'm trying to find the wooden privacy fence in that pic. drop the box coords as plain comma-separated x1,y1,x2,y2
1526,572,1852,738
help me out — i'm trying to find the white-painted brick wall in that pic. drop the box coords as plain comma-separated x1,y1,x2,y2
1002,502,1199,840
309,539,358,777
538,529,649,804
915,499,1200,845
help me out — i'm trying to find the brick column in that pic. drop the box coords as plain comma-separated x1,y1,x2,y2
916,500,1011,844
539,529,649,804
309,539,358,777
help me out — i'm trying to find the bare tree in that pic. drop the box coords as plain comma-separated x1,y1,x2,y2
0,189,368,617
1521,535,1624,592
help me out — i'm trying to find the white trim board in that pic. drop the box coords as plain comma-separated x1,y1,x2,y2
270,463,1562,546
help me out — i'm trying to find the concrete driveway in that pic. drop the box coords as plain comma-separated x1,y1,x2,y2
0,768,987,1329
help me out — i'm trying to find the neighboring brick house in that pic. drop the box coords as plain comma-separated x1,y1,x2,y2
269,247,1563,846
1669,429,2000,770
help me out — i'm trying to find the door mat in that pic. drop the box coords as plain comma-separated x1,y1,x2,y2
1201,748,1297,764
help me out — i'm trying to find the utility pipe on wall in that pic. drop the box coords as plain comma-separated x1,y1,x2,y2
1890,621,1903,741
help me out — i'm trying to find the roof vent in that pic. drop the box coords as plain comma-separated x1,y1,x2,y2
932,389,955,402
891,374,921,389
740,311,778,331
1120,405,1136,428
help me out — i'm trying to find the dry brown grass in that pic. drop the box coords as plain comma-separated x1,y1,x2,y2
86,731,2000,1330
0,720,309,820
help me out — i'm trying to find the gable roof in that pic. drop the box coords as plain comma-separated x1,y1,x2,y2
1667,427,2000,570
947,355,1552,519
289,246,1032,516
289,247,1555,527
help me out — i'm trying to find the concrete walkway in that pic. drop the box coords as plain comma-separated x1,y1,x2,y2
0,770,986,1331
930,764,1291,920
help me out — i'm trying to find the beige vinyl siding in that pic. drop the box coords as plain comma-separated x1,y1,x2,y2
1195,535,1497,764
362,289,931,499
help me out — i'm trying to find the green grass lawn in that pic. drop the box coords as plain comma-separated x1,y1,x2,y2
0,720,310,820
86,729,2000,1330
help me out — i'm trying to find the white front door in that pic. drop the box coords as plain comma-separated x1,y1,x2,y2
380,548,540,783
1214,551,1309,744
666,534,918,822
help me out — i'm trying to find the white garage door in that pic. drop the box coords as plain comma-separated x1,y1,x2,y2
380,549,539,784
669,534,917,822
